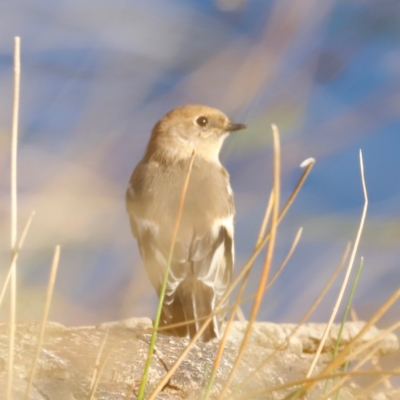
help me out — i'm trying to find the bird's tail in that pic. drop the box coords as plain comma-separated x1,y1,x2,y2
180,279,220,341
160,279,221,342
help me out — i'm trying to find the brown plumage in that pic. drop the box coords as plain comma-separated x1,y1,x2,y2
126,104,246,341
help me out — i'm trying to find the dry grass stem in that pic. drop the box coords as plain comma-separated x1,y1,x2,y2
324,257,364,397
255,191,274,247
217,124,281,400
90,329,110,391
356,350,400,396
11,36,20,253
321,343,385,400
203,191,284,399
202,291,236,399
0,211,35,309
306,150,368,378
88,344,117,400
138,151,195,400
234,242,351,391
285,286,400,399
343,320,400,365
351,305,393,390
369,356,393,389
266,226,302,290
204,226,303,398
25,246,60,400
238,369,400,400
7,35,21,400
124,385,134,400
350,306,358,322
349,306,393,390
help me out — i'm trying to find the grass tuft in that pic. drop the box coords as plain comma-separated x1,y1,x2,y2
25,246,61,399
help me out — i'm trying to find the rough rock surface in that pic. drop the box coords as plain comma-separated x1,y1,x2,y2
0,319,398,399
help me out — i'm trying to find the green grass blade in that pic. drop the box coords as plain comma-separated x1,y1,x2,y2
137,152,195,400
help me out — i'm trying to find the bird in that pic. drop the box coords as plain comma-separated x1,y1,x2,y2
126,104,246,341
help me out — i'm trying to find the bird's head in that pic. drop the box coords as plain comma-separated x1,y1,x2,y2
147,104,246,163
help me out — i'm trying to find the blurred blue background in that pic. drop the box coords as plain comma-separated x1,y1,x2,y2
0,0,399,328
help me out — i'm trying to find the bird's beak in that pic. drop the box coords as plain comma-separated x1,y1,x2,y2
224,122,247,132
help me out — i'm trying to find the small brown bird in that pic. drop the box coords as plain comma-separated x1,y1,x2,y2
126,104,246,341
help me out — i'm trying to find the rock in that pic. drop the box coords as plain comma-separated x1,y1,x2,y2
0,320,398,399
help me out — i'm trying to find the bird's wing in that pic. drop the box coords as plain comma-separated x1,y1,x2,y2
127,192,192,337
180,216,234,339
126,173,189,289
190,216,234,296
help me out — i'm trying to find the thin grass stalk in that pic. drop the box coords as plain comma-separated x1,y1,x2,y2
225,190,274,323
25,246,60,400
201,292,236,400
217,124,281,400
321,344,385,400
369,357,394,390
325,321,400,400
234,242,351,391
202,190,275,400
343,320,400,365
358,372,399,398
90,329,109,391
315,319,400,399
202,225,302,400
350,307,358,322
334,257,364,361
0,211,35,309
306,150,368,379
349,307,394,390
8,36,21,400
356,351,400,396
239,336,398,400
367,350,393,389
282,286,400,400
137,151,195,400
146,155,315,400
236,368,400,400
256,191,274,247
285,316,400,400
88,344,117,400
11,36,20,254
222,228,303,390
124,383,134,400
321,338,396,400
368,360,393,390
327,257,364,398
265,227,302,289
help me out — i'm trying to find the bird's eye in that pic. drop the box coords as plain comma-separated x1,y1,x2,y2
196,116,208,127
